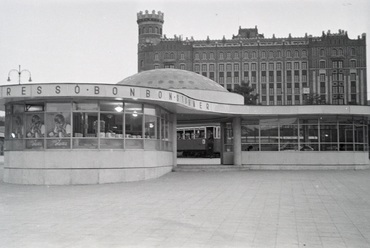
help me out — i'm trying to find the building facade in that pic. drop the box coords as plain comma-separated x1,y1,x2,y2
137,10,367,106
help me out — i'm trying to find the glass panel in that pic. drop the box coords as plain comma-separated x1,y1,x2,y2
25,104,44,112
354,125,364,143
144,105,157,115
339,125,353,142
73,113,98,137
319,116,337,124
144,115,157,139
242,143,259,151
73,138,98,149
260,125,278,143
100,101,123,112
320,125,338,143
126,139,143,149
125,103,143,113
100,139,123,149
300,143,318,151
73,102,98,111
46,103,71,112
224,123,233,152
100,113,123,138
125,114,143,138
11,115,24,139
261,144,278,151
337,115,353,124
46,113,72,138
25,139,44,150
5,140,24,151
280,125,298,151
299,117,318,124
145,139,159,150
25,114,45,138
300,125,318,144
13,105,24,113
46,139,71,149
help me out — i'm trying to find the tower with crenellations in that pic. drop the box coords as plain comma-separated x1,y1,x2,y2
137,10,164,45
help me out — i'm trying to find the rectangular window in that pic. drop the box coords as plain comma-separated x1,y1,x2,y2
269,71,274,82
209,64,215,71
202,64,207,72
226,64,232,71
234,63,239,71
294,62,299,70
287,71,292,82
277,71,282,82
251,71,257,82
320,61,325,68
261,63,266,71
269,63,274,71
320,82,326,93
320,74,325,82
276,62,282,70
251,63,257,71
261,71,266,83
195,64,200,72
302,62,307,69
244,63,249,71
219,64,224,71
286,62,292,70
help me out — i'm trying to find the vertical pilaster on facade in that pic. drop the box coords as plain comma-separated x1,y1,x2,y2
171,114,177,168
232,117,242,166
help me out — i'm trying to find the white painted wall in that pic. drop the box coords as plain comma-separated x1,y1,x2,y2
242,151,370,169
3,150,173,185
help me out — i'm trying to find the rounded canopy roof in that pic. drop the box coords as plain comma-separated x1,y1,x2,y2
117,69,228,92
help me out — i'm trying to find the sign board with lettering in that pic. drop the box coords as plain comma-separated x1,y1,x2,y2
0,84,220,113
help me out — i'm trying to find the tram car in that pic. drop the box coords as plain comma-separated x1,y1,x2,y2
177,124,221,157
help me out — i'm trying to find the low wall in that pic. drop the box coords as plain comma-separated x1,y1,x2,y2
3,150,173,185
242,151,370,170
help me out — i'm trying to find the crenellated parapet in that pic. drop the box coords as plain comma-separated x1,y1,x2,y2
137,10,164,24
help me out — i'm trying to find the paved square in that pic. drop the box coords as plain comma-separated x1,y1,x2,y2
1,169,370,247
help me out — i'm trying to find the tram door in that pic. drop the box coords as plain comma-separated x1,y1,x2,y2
221,122,234,165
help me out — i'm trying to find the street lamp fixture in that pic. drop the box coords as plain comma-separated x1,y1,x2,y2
7,65,32,84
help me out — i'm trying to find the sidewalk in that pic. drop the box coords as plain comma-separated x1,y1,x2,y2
1,169,370,247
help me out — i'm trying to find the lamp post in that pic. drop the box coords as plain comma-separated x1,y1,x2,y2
7,65,32,85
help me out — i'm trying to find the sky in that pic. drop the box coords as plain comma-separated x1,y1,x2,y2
0,0,369,99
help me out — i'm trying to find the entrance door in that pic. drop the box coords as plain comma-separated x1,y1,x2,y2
221,122,234,165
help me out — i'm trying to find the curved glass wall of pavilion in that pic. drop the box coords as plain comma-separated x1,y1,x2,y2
4,100,172,152
240,116,368,152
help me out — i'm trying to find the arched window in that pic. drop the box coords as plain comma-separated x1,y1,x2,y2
244,51,249,59
202,52,207,60
286,50,291,57
170,53,175,59
332,49,337,56
195,53,200,60
269,51,274,58
252,51,256,58
261,51,266,58
338,48,343,56
234,52,239,59
155,27,159,34
351,48,355,56
277,50,281,58
302,50,307,57
320,49,325,56
219,52,224,60
149,27,153,33
154,53,159,61
294,50,299,57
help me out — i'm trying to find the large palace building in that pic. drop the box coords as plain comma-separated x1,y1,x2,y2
137,10,367,106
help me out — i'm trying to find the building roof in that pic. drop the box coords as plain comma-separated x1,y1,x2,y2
117,69,228,92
